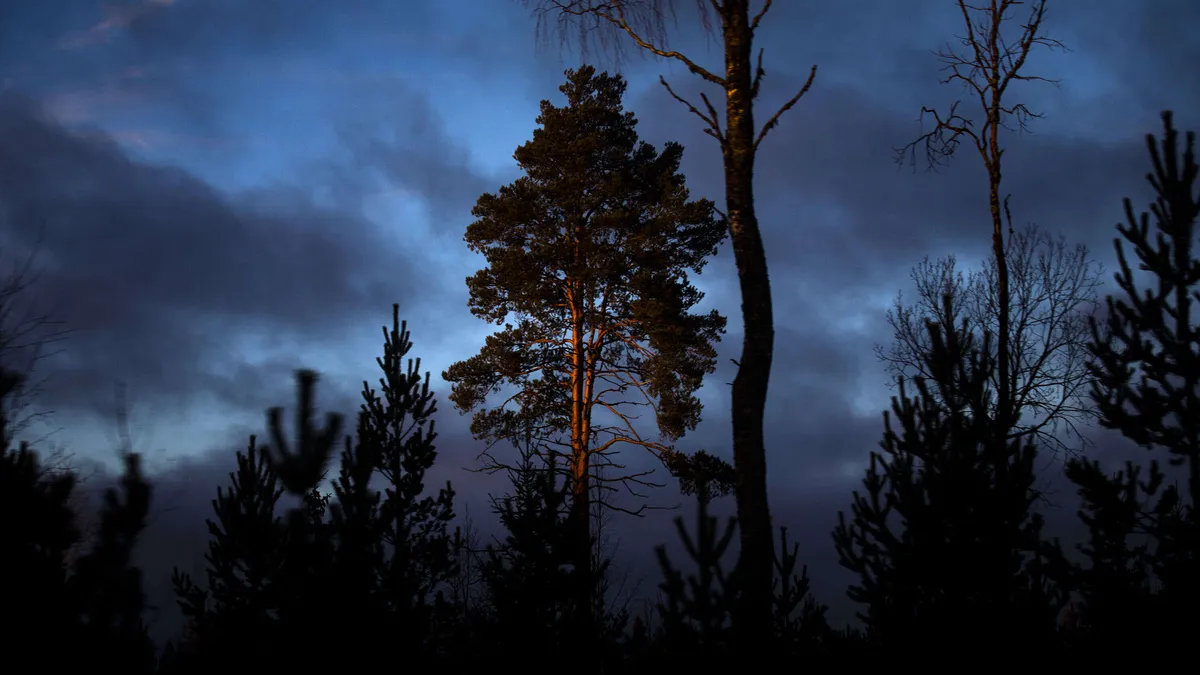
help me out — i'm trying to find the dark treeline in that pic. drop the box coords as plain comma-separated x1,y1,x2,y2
2,63,1198,670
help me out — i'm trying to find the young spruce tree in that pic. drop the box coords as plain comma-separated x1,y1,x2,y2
1,368,156,672
171,436,288,670
356,305,460,656
68,453,157,672
479,429,580,665
1065,111,1199,655
443,65,727,628
1,369,82,667
833,295,1058,656
173,307,458,668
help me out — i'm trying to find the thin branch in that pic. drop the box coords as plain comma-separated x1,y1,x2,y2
750,0,772,32
755,64,817,152
658,75,725,145
552,0,726,85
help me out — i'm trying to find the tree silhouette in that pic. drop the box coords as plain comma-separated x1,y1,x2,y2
654,481,738,665
1063,110,1200,656
1050,457,1163,653
1,366,157,671
478,431,583,665
834,294,1059,655
67,451,157,672
355,304,460,658
443,65,727,627
1,368,83,668
170,307,459,670
171,436,287,670
898,0,1066,469
517,1,820,638
877,222,1102,460
650,463,829,665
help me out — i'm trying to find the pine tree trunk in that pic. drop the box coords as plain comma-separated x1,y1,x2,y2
570,298,595,638
722,0,775,646
571,450,593,633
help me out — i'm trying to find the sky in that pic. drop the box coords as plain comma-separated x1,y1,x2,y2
1,0,1197,638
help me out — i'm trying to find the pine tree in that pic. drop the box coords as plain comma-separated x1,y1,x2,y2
171,436,288,669
443,64,728,627
833,295,1057,656
654,480,738,665
1,368,156,671
68,451,157,672
479,433,580,665
770,527,832,658
1065,110,1200,655
1050,457,1161,652
355,304,460,658
255,370,352,671
0,369,81,667
177,308,459,668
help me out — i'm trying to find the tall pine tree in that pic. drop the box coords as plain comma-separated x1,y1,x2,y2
443,65,727,627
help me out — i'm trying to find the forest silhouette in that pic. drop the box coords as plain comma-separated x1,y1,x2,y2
2,57,1198,671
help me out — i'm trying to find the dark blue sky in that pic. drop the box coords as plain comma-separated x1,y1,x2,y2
0,0,1195,633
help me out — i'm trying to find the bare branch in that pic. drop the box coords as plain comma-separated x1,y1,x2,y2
754,64,817,152
896,0,1066,173
527,0,725,85
877,222,1103,461
658,75,725,145
749,0,772,32
0,226,73,445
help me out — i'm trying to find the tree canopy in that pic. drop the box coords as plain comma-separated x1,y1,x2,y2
444,64,727,505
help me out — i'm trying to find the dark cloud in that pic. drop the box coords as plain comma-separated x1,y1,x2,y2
0,93,443,418
329,76,508,236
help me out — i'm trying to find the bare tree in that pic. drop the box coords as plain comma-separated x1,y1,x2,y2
0,230,71,456
0,231,83,559
447,505,486,623
897,0,1065,453
590,457,644,637
876,222,1102,460
516,0,817,639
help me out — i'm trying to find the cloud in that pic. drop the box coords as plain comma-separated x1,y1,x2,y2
329,76,509,238
0,92,451,424
59,0,178,50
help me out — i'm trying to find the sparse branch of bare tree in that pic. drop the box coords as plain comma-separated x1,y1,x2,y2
659,76,724,145
896,0,1066,173
895,0,1065,482
532,1,724,83
0,229,72,452
875,222,1102,459
754,64,817,152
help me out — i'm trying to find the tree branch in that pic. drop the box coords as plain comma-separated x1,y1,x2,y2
754,64,817,152
659,75,725,145
750,0,772,32
552,0,727,85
